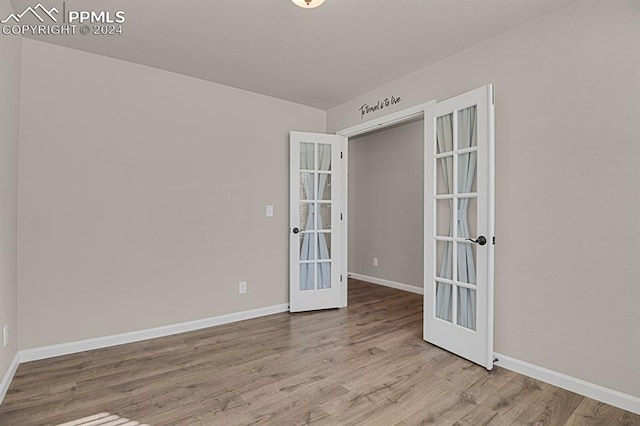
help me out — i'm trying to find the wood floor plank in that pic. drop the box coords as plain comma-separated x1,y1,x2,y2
0,279,637,425
564,398,640,426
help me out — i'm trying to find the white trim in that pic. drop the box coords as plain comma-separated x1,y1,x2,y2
337,100,436,138
494,352,640,415
349,273,424,295
0,352,20,405
487,84,496,371
340,136,348,308
20,304,289,363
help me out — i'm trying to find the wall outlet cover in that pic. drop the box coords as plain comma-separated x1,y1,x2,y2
239,281,248,294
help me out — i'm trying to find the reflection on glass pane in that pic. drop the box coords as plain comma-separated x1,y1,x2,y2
435,282,452,322
457,152,477,194
317,232,331,259
456,242,476,285
300,173,315,200
457,287,476,330
300,233,315,261
317,262,331,289
457,106,477,149
300,263,315,291
318,144,332,171
435,241,453,280
436,113,454,154
318,173,331,200
299,203,315,231
457,196,477,244
436,156,453,195
436,199,452,237
301,142,315,170
318,204,331,230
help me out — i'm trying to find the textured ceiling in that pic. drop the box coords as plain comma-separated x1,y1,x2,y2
9,0,579,109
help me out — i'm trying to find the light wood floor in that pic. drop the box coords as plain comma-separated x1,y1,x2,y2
1,280,638,425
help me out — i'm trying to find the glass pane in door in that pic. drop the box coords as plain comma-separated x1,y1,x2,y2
435,282,452,322
436,199,452,237
300,233,315,260
300,263,314,291
436,156,453,195
300,173,315,200
456,242,477,286
317,263,331,289
436,114,454,154
457,287,476,330
435,240,453,280
301,143,315,170
299,203,315,231
318,173,331,200
318,144,332,171
318,204,331,230
457,153,477,194
457,106,477,149
317,233,331,259
457,197,477,241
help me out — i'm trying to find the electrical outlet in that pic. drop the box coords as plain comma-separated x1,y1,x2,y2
239,281,247,294
373,257,379,267
3,325,7,347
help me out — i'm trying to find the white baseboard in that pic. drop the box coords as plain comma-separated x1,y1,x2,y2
349,272,424,295
494,352,640,415
20,303,289,363
0,352,20,405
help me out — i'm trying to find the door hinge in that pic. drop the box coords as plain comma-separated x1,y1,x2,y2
492,236,495,245
340,213,343,221
340,151,343,159
340,274,343,282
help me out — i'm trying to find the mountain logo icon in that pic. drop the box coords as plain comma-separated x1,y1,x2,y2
1,3,59,24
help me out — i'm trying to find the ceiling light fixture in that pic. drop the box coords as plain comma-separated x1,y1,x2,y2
291,0,325,9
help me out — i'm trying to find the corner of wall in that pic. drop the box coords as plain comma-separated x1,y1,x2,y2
0,0,23,403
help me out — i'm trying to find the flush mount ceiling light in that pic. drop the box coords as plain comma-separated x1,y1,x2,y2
291,0,325,8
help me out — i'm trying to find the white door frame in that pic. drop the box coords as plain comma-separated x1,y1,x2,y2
335,100,437,307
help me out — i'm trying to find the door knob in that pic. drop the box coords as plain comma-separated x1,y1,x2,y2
465,236,487,246
292,227,302,234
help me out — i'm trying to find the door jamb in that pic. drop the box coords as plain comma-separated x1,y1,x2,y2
334,100,437,307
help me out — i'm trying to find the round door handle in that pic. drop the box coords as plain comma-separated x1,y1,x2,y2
465,236,487,246
292,227,302,234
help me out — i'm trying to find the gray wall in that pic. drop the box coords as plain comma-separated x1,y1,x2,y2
17,39,325,350
0,1,21,384
348,120,423,288
330,0,640,398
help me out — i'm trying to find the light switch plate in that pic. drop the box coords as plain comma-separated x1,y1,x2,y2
266,205,274,217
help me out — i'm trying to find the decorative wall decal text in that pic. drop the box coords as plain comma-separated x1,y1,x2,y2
359,96,402,119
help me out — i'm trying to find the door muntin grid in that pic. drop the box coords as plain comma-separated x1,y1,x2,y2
433,106,478,331
299,142,333,291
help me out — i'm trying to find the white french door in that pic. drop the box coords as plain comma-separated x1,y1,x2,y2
423,85,495,370
289,132,344,312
